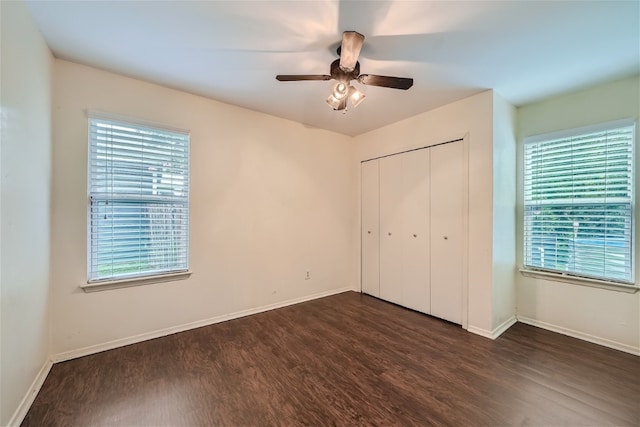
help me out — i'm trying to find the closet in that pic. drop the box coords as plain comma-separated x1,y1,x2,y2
361,140,465,325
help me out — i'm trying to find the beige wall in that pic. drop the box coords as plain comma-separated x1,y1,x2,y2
0,1,53,425
516,76,640,354
492,93,517,330
353,90,496,333
50,60,355,356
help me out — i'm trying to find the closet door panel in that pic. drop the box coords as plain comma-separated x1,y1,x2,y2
399,150,430,313
379,154,404,305
430,141,464,324
361,160,380,297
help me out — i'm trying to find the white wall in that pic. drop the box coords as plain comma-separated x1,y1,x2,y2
516,76,640,354
0,1,53,425
353,90,496,333
492,93,517,330
51,60,355,356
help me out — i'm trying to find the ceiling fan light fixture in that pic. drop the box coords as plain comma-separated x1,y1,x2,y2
348,85,365,108
332,82,349,100
326,94,346,110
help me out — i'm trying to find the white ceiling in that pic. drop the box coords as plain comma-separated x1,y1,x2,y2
25,1,640,136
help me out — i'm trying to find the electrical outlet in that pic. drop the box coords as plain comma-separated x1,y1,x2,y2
305,270,311,280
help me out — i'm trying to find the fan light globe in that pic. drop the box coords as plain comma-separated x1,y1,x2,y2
326,94,342,109
333,82,349,100
349,86,365,108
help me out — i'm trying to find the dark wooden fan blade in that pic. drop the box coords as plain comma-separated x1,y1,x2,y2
276,75,331,81
358,74,413,90
339,31,364,72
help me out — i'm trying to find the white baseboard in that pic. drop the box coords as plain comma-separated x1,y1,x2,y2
467,315,517,340
466,325,493,339
517,316,640,356
492,315,518,338
52,286,354,363
7,359,53,427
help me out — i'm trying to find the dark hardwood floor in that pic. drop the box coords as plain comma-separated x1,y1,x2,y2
23,291,639,426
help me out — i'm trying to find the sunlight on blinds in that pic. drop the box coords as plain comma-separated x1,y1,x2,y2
523,123,634,283
88,117,189,282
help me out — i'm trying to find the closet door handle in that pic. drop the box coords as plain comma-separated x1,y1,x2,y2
413,234,417,238
443,236,448,240
367,230,372,234
388,232,392,236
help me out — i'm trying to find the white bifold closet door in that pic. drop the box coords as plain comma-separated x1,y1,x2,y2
361,160,380,297
429,141,464,324
379,150,430,313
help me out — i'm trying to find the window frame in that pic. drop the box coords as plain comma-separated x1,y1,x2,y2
83,111,191,292
521,118,637,292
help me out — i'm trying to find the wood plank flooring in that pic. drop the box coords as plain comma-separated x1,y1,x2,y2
23,291,639,426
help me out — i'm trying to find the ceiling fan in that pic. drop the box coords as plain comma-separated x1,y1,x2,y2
276,31,414,111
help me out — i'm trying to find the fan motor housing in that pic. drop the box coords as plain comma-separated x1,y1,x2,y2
330,59,360,82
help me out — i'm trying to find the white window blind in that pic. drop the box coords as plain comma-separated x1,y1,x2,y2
523,122,635,284
88,116,190,282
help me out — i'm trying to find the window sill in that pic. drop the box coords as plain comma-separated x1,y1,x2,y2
519,268,638,294
81,270,192,293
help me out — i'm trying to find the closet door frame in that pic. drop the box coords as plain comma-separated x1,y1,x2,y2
359,133,470,330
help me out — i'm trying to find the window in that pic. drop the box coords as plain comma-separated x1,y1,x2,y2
88,114,190,283
523,120,635,284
